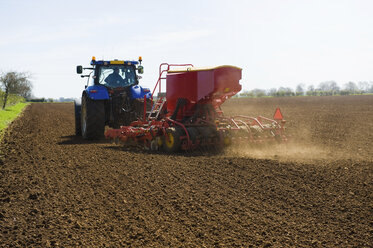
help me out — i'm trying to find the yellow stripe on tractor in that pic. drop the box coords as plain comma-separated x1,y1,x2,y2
110,60,125,65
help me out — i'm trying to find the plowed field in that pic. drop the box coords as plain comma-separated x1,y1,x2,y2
1,95,372,247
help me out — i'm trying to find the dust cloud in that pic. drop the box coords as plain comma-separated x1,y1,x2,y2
225,142,332,164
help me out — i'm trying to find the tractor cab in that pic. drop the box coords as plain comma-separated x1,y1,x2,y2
77,57,143,88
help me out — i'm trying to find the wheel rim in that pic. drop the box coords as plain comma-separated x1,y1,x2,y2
224,136,231,146
157,137,163,146
165,132,175,149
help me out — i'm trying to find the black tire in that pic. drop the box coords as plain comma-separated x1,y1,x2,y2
186,127,199,144
162,127,183,152
81,96,105,140
74,99,82,136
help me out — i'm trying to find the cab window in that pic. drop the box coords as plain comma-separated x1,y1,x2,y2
98,65,136,88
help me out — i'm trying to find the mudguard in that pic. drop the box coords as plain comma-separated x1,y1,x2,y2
129,85,152,100
85,85,109,100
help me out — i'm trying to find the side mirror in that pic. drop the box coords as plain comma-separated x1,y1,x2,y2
76,65,83,74
137,65,144,74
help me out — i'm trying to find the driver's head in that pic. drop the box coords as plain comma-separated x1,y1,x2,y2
113,68,119,74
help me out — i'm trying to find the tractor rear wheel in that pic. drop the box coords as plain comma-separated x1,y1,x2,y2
81,96,105,140
162,127,183,152
74,99,82,136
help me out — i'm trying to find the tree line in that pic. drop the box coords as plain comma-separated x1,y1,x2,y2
239,81,373,98
1,70,371,107
0,71,33,109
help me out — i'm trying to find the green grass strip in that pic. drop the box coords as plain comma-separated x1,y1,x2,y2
0,102,29,131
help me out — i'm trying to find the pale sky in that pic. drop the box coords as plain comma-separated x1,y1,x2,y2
0,0,372,98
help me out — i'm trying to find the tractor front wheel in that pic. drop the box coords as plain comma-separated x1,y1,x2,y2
81,96,105,140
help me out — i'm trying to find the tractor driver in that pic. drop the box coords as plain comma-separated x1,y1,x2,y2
104,68,124,87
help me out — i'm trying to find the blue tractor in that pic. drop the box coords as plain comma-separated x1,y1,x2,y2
75,56,152,139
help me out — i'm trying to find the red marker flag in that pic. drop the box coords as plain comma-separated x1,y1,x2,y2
273,107,283,120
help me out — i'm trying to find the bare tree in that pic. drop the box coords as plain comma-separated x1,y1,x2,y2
277,87,294,97
251,89,266,97
268,88,277,97
0,71,32,109
330,81,340,95
306,85,315,96
358,81,370,93
295,84,305,96
344,81,358,94
318,81,339,95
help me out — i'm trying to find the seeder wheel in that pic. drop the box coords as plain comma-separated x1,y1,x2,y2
163,127,183,152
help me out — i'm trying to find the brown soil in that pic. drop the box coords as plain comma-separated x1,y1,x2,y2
223,95,373,162
1,96,372,247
